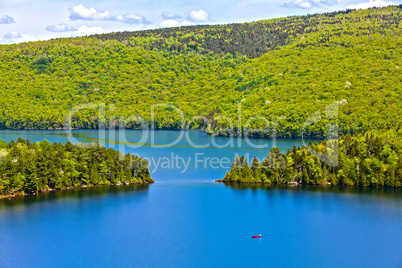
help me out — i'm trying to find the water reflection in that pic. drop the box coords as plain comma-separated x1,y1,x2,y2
223,182,402,198
0,185,151,212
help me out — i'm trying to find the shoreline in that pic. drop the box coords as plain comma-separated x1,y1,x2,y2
0,181,154,200
0,128,328,139
214,180,398,189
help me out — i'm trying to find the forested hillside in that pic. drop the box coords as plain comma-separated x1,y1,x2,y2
95,10,353,58
0,139,153,198
0,6,401,138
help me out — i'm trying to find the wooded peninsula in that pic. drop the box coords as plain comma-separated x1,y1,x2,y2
219,128,402,187
0,138,154,198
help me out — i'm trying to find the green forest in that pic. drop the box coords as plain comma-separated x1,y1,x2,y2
0,6,402,138
0,138,153,198
220,128,402,187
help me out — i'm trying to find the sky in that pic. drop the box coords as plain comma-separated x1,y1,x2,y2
0,0,400,44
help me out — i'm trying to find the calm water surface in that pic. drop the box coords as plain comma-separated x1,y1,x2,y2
0,130,401,267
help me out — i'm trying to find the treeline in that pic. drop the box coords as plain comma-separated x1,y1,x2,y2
94,8,397,58
95,13,326,58
0,6,402,138
0,138,153,198
221,129,402,188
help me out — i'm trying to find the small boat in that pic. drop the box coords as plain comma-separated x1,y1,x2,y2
252,234,262,238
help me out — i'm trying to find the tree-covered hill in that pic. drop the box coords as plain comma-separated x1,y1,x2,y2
94,10,347,59
0,6,401,138
94,8,400,59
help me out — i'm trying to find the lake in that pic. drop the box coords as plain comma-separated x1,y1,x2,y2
0,130,401,267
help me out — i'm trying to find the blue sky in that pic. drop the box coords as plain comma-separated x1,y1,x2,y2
0,0,399,44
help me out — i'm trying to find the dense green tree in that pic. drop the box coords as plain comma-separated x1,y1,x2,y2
0,139,153,197
222,129,402,188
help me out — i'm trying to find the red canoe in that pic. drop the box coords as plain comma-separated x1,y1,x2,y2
252,235,262,238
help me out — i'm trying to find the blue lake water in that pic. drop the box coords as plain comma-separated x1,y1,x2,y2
0,129,318,182
0,130,401,267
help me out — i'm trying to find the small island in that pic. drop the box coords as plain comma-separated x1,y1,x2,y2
219,129,402,188
0,138,154,198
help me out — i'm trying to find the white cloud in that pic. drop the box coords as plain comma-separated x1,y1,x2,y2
346,0,395,9
68,4,150,24
160,19,198,28
46,24,76,32
160,10,210,28
2,31,38,44
162,11,181,20
73,25,105,36
188,9,209,22
0,15,15,24
69,4,111,20
160,19,181,27
281,0,319,9
181,20,196,26
320,0,337,6
4,32,22,39
115,14,151,24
